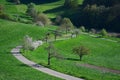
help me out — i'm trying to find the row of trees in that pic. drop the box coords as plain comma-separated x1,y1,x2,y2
83,0,120,7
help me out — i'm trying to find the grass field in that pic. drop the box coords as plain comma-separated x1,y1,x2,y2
1,0,120,80
22,34,120,80
0,19,62,80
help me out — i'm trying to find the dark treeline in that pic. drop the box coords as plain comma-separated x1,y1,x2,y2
83,0,120,7
8,0,60,4
63,0,120,32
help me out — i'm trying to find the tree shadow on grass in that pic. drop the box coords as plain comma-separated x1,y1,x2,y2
20,0,61,5
44,6,65,14
64,58,80,61
19,64,29,67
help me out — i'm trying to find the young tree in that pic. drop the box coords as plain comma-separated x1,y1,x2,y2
72,46,90,61
60,18,74,34
74,29,81,37
45,43,62,65
52,30,62,41
45,32,50,43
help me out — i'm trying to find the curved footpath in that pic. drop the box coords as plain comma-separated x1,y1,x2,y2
11,46,83,80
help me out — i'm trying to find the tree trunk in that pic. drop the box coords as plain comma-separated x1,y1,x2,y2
66,27,68,34
55,35,57,41
48,50,51,65
79,55,82,61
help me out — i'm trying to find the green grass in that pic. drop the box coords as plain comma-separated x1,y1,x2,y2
0,19,62,80
3,0,84,18
1,0,120,80
22,34,120,80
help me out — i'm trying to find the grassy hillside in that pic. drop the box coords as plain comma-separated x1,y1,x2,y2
0,19,62,80
1,0,120,80
22,34,120,80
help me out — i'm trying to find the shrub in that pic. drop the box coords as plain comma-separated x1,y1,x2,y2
34,13,51,26
80,26,86,32
0,5,10,20
90,28,96,34
23,35,34,50
55,15,62,25
100,28,108,37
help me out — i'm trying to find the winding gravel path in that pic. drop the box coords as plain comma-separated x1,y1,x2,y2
11,46,83,80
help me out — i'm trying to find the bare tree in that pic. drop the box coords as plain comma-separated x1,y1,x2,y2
45,43,63,65
52,30,62,41
45,32,50,43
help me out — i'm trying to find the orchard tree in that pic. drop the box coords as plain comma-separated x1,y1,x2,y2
60,18,74,34
74,29,81,37
45,43,62,65
45,32,50,43
73,46,90,61
52,30,62,41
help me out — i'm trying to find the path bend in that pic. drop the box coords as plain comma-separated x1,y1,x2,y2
11,46,83,80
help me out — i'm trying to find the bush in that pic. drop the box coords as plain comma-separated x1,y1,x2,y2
80,26,86,32
0,13,10,20
100,28,108,37
55,15,62,25
0,5,10,20
90,28,96,34
34,13,51,26
23,35,34,50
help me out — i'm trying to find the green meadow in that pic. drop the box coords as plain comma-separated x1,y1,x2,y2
0,0,120,80
0,19,62,80
22,34,120,80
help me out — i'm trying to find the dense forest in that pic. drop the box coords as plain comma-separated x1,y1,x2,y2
63,0,120,32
